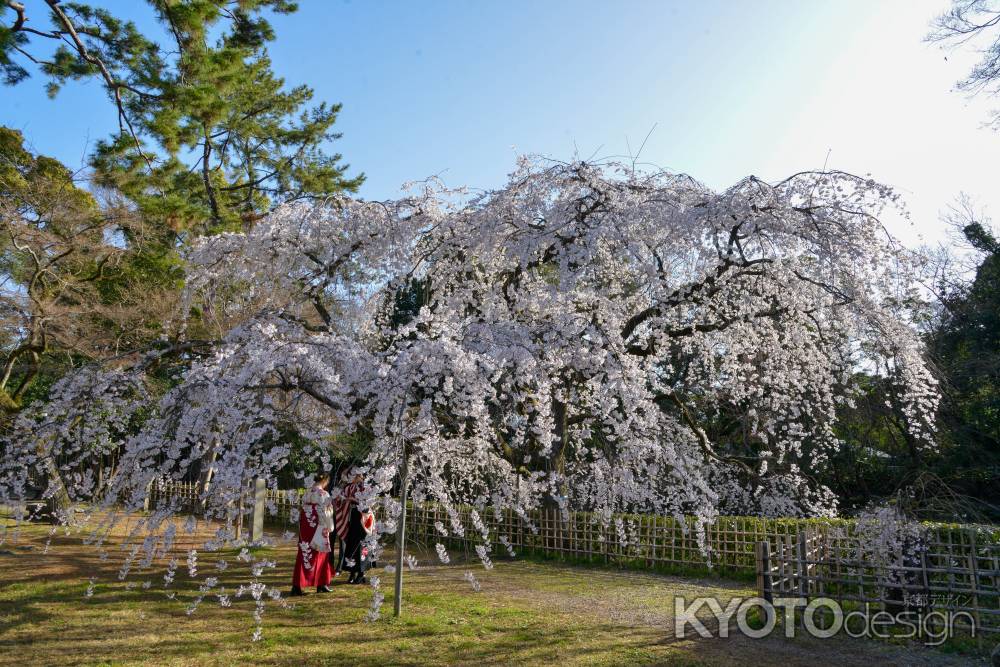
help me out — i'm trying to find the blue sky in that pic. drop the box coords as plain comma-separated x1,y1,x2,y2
3,0,997,244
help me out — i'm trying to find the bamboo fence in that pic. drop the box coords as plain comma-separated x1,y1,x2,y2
760,525,1000,638
152,480,1000,639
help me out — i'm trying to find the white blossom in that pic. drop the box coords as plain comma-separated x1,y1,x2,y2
365,575,384,622
0,158,942,633
474,544,493,570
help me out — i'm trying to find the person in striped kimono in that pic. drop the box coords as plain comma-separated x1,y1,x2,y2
334,468,375,584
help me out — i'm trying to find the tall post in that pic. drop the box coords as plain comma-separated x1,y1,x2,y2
756,541,772,603
796,530,809,596
251,478,266,543
393,449,409,617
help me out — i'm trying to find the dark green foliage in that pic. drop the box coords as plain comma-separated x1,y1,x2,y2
925,225,1000,518
270,426,372,489
0,126,180,408
0,1,362,408
820,224,1000,521
389,278,431,329
2,1,362,237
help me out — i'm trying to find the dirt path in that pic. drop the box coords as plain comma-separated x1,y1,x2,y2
400,557,984,666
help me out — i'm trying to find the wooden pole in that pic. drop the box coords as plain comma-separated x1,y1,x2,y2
251,478,266,543
393,450,409,618
756,541,772,603
142,478,154,513
797,530,809,596
967,530,982,648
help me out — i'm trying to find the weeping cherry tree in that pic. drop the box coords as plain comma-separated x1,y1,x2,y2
0,158,939,630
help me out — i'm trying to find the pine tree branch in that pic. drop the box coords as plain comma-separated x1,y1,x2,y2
41,0,154,170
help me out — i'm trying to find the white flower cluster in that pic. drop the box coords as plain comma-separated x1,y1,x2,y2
474,544,493,570
163,557,178,588
854,503,926,601
119,544,140,581
299,540,313,571
498,535,516,558
0,158,942,634
365,575,384,623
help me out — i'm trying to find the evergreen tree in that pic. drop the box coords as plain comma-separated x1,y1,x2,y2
1,1,362,239
0,126,178,409
0,0,363,407
926,223,1000,518
817,222,1000,521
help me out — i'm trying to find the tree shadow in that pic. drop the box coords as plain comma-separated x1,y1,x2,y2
0,526,976,666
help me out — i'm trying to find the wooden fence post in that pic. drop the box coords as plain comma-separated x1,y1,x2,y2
797,530,809,597
250,478,266,543
967,530,982,648
142,478,154,513
756,541,772,603
796,531,811,629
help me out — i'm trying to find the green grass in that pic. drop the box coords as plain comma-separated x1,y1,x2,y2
508,544,759,583
0,519,986,666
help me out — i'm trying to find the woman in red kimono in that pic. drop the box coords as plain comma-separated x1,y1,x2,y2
290,472,335,595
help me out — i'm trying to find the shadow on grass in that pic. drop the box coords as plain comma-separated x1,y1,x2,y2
0,523,983,667
0,532,714,666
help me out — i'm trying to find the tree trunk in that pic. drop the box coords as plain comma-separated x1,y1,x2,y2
195,445,219,513
37,441,71,520
543,396,570,509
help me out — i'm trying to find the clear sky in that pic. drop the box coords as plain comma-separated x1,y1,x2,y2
2,0,997,246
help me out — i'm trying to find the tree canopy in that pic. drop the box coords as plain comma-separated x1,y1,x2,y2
925,221,1000,516
0,0,363,416
0,126,180,410
0,161,941,552
1,0,362,237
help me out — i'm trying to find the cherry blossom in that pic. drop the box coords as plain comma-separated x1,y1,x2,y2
0,158,939,627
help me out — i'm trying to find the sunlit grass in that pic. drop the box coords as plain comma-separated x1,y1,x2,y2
0,518,979,666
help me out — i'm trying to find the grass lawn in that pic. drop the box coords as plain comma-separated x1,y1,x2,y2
0,516,986,666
